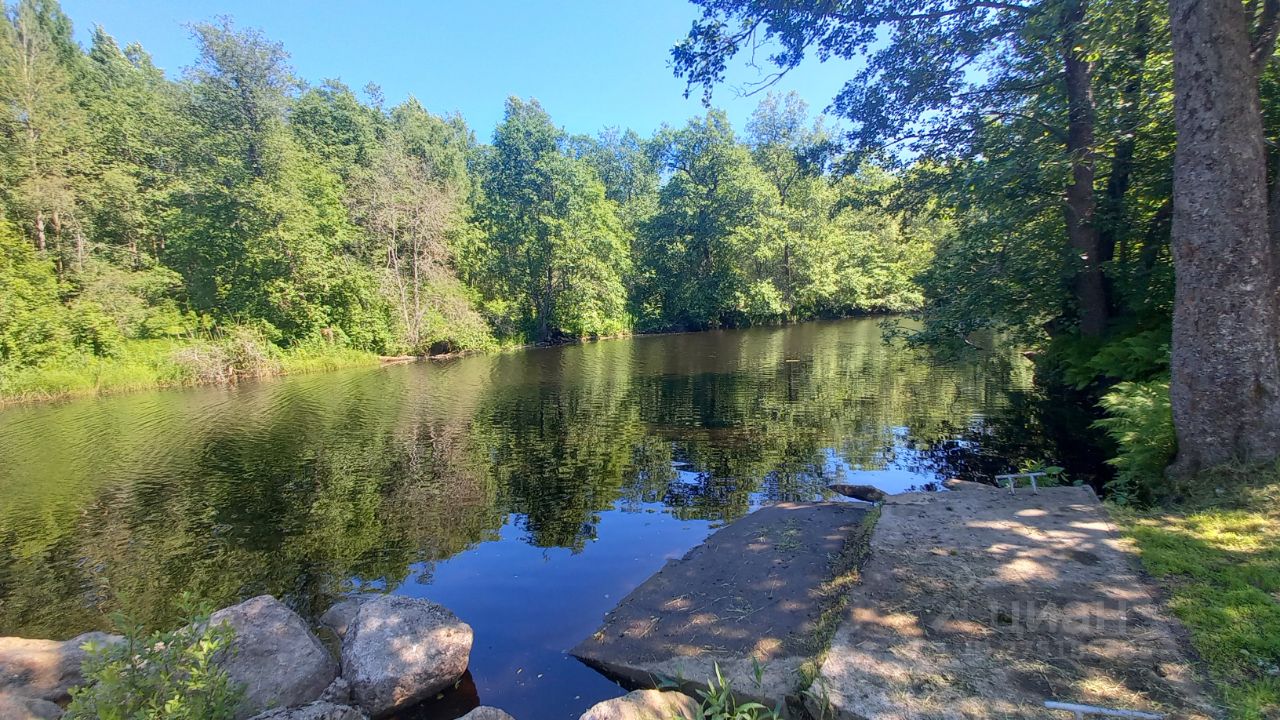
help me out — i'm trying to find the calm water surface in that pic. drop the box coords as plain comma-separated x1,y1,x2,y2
0,319,1044,720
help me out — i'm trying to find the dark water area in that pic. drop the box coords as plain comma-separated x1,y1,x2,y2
0,318,1081,720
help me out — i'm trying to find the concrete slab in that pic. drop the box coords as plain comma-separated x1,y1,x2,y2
571,502,869,707
810,484,1215,720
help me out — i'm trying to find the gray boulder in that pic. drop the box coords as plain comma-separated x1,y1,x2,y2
209,595,337,719
0,693,64,720
247,700,367,720
0,631,121,702
579,690,701,720
341,595,472,717
460,707,515,720
318,595,382,640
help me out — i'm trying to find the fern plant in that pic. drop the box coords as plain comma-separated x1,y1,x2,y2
1094,378,1175,505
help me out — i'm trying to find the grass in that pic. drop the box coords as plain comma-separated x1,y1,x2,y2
797,507,880,694
0,337,381,404
1113,462,1280,719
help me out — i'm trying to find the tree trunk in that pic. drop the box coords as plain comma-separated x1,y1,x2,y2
1168,0,1280,476
34,210,46,252
1061,0,1109,338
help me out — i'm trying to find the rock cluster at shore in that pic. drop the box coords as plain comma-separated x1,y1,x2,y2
0,594,700,720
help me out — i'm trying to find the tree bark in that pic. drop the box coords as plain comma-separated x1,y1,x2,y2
34,210,46,252
1168,0,1280,476
1061,0,1109,338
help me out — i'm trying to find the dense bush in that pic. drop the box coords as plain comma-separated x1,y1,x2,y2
0,221,71,367
66,597,243,720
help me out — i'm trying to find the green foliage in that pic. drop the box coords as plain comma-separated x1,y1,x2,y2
0,335,378,403
0,219,69,367
67,299,124,357
474,98,630,340
688,663,781,720
65,594,244,720
1094,379,1175,504
0,2,941,401
1058,327,1171,389
1012,461,1071,488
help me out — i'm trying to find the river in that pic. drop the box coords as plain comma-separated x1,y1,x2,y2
0,318,1048,720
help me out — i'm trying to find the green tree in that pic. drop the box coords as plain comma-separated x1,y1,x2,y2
347,128,492,354
290,79,381,180
0,218,67,366
79,28,185,265
169,19,391,348
0,0,88,265
638,110,775,329
671,0,1168,342
475,98,629,340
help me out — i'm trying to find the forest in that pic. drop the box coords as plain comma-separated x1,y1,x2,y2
0,0,939,406
3,0,1279,495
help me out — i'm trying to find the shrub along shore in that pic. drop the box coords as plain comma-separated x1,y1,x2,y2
0,333,383,405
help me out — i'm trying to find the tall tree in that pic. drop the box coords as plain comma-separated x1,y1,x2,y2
186,18,295,179
1166,0,1280,474
476,98,628,340
348,130,487,353
671,0,1138,338
0,0,86,264
80,27,184,263
747,92,832,313
639,111,775,328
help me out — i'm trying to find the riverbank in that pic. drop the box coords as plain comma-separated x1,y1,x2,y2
1115,462,1280,719
0,314,906,407
0,336,383,405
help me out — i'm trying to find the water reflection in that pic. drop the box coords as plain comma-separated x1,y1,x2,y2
0,318,1041,720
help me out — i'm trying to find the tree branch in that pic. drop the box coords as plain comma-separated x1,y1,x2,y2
986,110,1067,140
845,1,1036,24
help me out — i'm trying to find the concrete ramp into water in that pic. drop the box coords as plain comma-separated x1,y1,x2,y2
571,502,869,706
575,485,1218,719
811,483,1214,719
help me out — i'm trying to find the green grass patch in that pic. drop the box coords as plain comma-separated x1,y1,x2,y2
1114,462,1280,719
277,346,382,375
0,337,380,404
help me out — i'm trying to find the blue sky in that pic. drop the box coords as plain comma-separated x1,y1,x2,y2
60,0,862,140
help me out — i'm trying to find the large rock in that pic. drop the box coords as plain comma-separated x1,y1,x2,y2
460,708,515,720
0,631,121,702
210,595,337,719
579,690,700,720
0,693,64,720
247,701,367,720
318,595,382,640
341,595,472,717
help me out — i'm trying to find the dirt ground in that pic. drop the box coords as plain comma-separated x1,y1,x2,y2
571,502,869,706
810,482,1216,720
